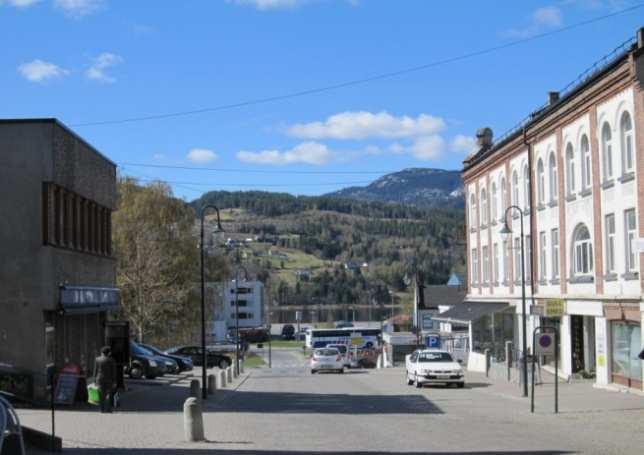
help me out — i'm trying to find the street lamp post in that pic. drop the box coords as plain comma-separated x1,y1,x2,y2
500,205,529,398
200,205,223,400
233,261,249,375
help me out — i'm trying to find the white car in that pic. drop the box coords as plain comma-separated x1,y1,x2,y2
405,349,465,388
326,344,352,368
310,347,345,374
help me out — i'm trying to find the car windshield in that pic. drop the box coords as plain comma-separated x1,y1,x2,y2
328,345,347,354
418,352,454,362
315,349,339,357
142,344,161,355
132,343,154,356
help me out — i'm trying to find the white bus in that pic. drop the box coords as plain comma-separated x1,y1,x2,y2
305,328,382,349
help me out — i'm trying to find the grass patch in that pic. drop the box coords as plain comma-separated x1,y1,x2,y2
243,353,266,369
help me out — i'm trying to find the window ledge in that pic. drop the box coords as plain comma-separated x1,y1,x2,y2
604,273,618,282
537,204,546,212
568,275,594,284
514,280,522,286
480,224,488,230
524,208,531,215
601,179,615,190
490,219,497,226
565,194,577,202
493,281,499,287
472,282,479,287
548,200,558,208
621,271,639,281
618,172,635,184
539,279,548,286
470,228,477,233
580,188,592,198
549,278,560,285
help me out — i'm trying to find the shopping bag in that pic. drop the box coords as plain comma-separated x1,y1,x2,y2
87,383,100,405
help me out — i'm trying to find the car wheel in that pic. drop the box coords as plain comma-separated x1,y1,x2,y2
218,358,230,369
339,368,344,374
311,369,316,374
457,382,465,389
145,374,157,380
129,364,143,380
414,374,422,388
406,371,414,386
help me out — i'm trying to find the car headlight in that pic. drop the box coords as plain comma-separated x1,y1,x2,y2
149,360,157,367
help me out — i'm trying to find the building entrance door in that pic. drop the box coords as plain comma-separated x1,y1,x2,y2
611,321,642,389
571,315,585,373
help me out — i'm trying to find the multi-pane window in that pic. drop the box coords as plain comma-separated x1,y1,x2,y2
514,237,522,281
539,231,547,280
501,177,507,218
512,171,519,207
605,214,616,274
566,144,575,195
620,112,634,174
502,239,509,283
491,183,497,222
493,243,499,283
601,122,613,181
581,135,591,190
470,194,477,227
625,209,637,273
525,234,532,283
573,224,593,276
551,228,559,279
471,248,479,284
523,165,530,210
482,246,489,284
537,159,545,204
43,182,112,256
480,188,488,226
549,153,557,201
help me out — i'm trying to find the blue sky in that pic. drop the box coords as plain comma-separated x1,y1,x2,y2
1,0,642,199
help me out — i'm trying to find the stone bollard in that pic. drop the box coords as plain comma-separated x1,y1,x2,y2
189,379,201,401
207,374,217,394
233,363,239,378
484,349,491,378
218,369,227,388
226,367,233,383
183,397,204,442
376,354,383,369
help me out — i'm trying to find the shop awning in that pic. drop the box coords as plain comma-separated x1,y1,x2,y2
59,286,120,314
432,301,509,325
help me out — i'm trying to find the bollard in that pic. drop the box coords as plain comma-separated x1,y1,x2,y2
240,361,244,374
227,367,233,384
505,341,513,382
183,397,204,442
207,374,217,394
189,379,201,401
218,369,227,388
376,354,383,369
233,363,239,378
484,349,491,378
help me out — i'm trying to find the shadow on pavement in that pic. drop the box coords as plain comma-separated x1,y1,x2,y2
211,390,443,414
33,449,576,455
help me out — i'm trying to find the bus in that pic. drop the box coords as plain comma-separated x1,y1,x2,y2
305,328,382,349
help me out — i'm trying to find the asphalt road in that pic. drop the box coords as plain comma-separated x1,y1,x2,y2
22,347,644,454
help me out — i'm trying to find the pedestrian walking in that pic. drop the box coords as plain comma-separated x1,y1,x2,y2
94,346,117,413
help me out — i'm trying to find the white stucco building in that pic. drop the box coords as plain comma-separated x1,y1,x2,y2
462,29,644,392
223,280,265,330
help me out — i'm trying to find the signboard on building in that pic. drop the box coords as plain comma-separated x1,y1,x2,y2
422,314,434,330
544,299,565,317
59,286,119,313
535,333,555,356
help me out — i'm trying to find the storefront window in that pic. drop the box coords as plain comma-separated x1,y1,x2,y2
611,322,642,388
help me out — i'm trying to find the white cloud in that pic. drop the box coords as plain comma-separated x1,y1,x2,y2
227,0,303,10
409,135,446,161
1,0,41,8
17,59,69,83
388,143,406,155
85,52,123,84
54,0,104,18
237,142,332,166
187,148,218,164
504,6,563,38
288,111,445,140
450,135,477,154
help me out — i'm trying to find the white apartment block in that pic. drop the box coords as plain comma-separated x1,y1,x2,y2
462,29,644,392
223,280,265,330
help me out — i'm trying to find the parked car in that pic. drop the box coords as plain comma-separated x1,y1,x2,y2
126,342,163,380
326,343,351,368
310,347,344,374
281,324,295,340
166,345,232,369
239,327,269,343
140,343,193,373
405,349,464,388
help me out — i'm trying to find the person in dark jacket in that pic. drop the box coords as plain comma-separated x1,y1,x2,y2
95,346,117,413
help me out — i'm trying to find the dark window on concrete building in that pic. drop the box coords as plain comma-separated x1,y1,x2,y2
43,182,112,256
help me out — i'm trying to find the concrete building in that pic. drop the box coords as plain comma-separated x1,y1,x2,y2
223,280,265,330
462,29,644,392
0,119,118,400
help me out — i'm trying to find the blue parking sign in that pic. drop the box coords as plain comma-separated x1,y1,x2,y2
426,335,441,348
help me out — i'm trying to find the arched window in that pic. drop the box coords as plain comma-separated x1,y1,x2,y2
500,177,507,217
572,224,593,276
491,182,497,222
536,159,545,205
480,188,488,226
512,171,519,207
601,122,613,181
580,135,591,190
620,111,634,174
548,152,557,201
566,143,575,195
470,193,477,227
523,164,530,210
